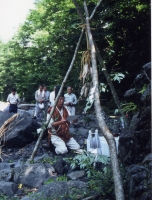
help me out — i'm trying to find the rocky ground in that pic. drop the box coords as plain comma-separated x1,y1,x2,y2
0,108,121,200
0,63,151,200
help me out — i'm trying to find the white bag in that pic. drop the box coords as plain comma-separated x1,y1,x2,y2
39,103,44,109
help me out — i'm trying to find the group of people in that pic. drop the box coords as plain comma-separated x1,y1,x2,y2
6,85,81,155
32,84,77,119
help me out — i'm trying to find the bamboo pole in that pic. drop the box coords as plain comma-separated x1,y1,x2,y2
84,2,124,200
28,29,84,162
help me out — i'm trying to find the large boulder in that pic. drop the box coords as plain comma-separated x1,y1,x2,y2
119,63,151,165
0,163,12,182
127,164,151,200
0,112,40,147
14,163,54,188
0,181,18,197
21,180,89,200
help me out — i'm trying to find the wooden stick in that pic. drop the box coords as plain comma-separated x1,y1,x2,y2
28,29,84,162
89,0,103,20
84,2,124,200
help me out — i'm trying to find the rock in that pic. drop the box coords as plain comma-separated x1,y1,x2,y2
53,159,65,175
119,64,151,166
142,62,151,79
21,180,88,200
127,165,149,199
129,111,140,130
67,180,88,195
0,163,12,182
34,153,50,163
0,162,10,170
143,153,152,163
78,128,88,138
67,170,85,180
124,88,136,97
0,112,40,147
14,163,52,188
141,83,151,103
0,181,18,197
69,127,77,134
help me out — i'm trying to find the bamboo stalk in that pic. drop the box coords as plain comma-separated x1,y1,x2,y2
28,29,84,162
84,2,124,200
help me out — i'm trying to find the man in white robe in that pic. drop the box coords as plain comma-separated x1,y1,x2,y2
64,87,77,115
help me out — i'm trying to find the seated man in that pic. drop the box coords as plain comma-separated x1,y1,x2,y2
46,86,80,154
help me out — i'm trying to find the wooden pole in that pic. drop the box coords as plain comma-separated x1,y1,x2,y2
84,2,124,200
28,29,84,162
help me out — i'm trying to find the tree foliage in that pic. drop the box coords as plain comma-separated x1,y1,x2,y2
0,0,150,102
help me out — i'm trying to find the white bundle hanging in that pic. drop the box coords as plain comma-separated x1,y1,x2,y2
87,129,102,155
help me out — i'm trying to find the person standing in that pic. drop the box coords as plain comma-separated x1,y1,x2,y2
64,86,77,115
49,86,56,107
32,84,45,119
43,85,50,114
7,88,20,113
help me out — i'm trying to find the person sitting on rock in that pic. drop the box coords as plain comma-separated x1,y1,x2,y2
7,88,20,113
46,86,80,154
64,86,77,115
32,84,45,119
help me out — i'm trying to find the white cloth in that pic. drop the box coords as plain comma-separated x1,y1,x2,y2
49,91,55,106
34,103,45,117
38,89,45,97
51,135,80,154
35,90,45,102
7,93,20,104
64,93,77,115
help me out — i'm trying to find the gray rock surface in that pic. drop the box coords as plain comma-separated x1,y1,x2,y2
33,153,50,163
0,112,40,147
0,163,12,182
0,181,18,197
143,153,152,163
21,180,88,200
67,170,85,180
14,163,53,188
77,127,88,138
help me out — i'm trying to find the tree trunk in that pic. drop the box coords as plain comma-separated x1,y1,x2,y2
28,29,84,162
84,2,124,200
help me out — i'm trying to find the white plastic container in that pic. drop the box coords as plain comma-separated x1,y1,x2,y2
99,136,119,157
87,136,119,157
